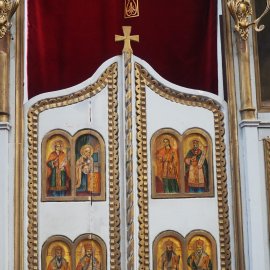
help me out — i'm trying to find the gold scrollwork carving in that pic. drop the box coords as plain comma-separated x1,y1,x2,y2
0,0,19,38
124,0,139,18
135,65,150,270
135,63,232,270
27,64,121,269
227,0,270,40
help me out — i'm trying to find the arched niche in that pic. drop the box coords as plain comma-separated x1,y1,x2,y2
153,230,184,270
183,128,214,197
42,235,72,270
186,230,217,270
42,130,72,201
151,128,182,198
73,233,107,270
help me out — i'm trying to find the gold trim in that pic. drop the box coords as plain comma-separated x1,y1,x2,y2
221,0,246,269
237,38,256,120
14,0,24,269
135,64,150,269
124,50,134,270
135,63,231,269
27,63,121,269
107,63,121,270
0,45,9,122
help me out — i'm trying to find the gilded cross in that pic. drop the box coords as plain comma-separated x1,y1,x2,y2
115,26,139,53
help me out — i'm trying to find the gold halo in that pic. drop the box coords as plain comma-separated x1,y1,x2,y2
80,144,93,156
163,238,174,249
51,244,65,257
51,139,64,150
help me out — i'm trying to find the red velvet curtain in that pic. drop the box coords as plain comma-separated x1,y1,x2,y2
27,0,217,98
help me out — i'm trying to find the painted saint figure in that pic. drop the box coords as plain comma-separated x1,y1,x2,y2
184,139,208,193
47,245,70,270
159,239,180,270
76,144,94,193
76,243,101,270
187,239,212,270
46,139,70,197
156,138,180,193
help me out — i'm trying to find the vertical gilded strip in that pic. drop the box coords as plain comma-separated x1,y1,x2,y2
0,49,9,122
124,51,135,270
135,65,150,269
108,65,121,269
222,0,246,268
14,1,25,270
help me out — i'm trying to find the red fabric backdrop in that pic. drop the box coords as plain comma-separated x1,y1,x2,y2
27,0,217,98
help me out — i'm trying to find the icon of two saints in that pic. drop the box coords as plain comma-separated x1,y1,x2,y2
46,139,100,198
47,243,100,270
159,238,212,270
155,137,209,194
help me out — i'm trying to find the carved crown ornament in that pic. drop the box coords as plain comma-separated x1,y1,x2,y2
227,0,270,40
0,0,19,39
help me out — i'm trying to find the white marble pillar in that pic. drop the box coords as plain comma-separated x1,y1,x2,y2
0,122,11,270
240,120,268,270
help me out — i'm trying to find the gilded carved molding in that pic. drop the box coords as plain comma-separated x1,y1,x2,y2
0,0,19,38
124,51,135,270
135,65,150,270
135,63,232,270
27,63,121,269
227,0,270,40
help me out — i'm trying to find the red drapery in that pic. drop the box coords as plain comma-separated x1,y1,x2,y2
27,0,217,98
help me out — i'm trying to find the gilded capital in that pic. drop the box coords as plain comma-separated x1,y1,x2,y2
0,0,19,39
227,0,270,40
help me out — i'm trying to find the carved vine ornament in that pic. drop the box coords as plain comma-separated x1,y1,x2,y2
0,0,19,39
227,0,270,40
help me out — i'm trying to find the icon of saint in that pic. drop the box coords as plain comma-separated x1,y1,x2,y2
158,239,180,270
156,137,180,193
187,239,212,270
76,243,100,270
46,139,70,197
47,245,70,270
184,139,208,193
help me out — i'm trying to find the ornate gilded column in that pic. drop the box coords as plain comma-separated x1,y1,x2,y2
0,1,20,270
0,37,9,122
227,1,270,269
115,26,139,270
0,0,19,122
227,0,270,120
